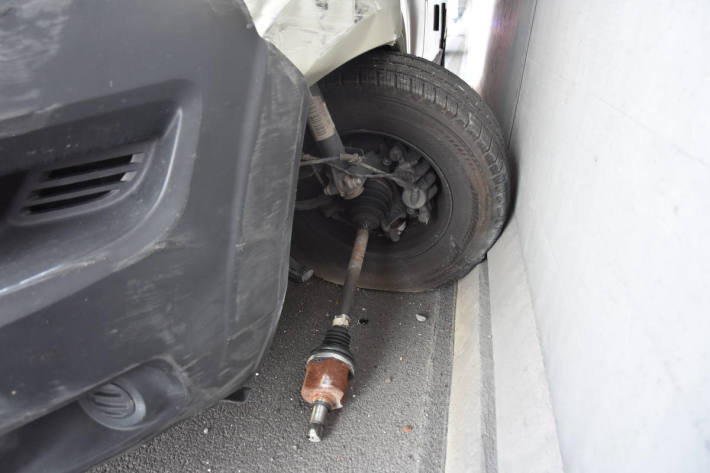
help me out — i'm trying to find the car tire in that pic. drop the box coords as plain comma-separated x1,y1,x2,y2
291,50,511,292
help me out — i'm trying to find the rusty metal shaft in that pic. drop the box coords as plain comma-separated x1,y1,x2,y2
302,227,369,442
338,227,369,319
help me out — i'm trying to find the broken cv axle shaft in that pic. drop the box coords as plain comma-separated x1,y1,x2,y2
300,85,391,442
300,227,369,442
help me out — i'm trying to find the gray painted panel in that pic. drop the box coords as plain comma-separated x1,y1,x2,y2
509,0,710,471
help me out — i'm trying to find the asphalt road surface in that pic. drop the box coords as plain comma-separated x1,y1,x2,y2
94,278,455,473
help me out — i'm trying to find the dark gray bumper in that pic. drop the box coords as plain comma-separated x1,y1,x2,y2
0,1,308,471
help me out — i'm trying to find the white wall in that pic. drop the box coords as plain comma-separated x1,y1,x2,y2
502,0,710,471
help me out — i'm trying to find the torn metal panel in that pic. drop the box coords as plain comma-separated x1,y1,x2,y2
243,0,403,84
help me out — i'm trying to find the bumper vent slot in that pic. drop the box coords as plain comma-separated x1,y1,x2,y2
10,151,145,223
84,383,136,419
79,379,148,429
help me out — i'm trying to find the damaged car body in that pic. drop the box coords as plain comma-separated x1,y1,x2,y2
0,0,510,471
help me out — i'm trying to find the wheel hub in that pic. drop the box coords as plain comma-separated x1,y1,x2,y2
299,135,441,243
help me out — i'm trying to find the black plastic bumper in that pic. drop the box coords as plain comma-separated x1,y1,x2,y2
0,1,308,471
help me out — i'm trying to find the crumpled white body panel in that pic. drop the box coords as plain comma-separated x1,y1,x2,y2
244,0,403,84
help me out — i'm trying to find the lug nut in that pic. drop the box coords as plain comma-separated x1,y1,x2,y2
402,187,427,209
